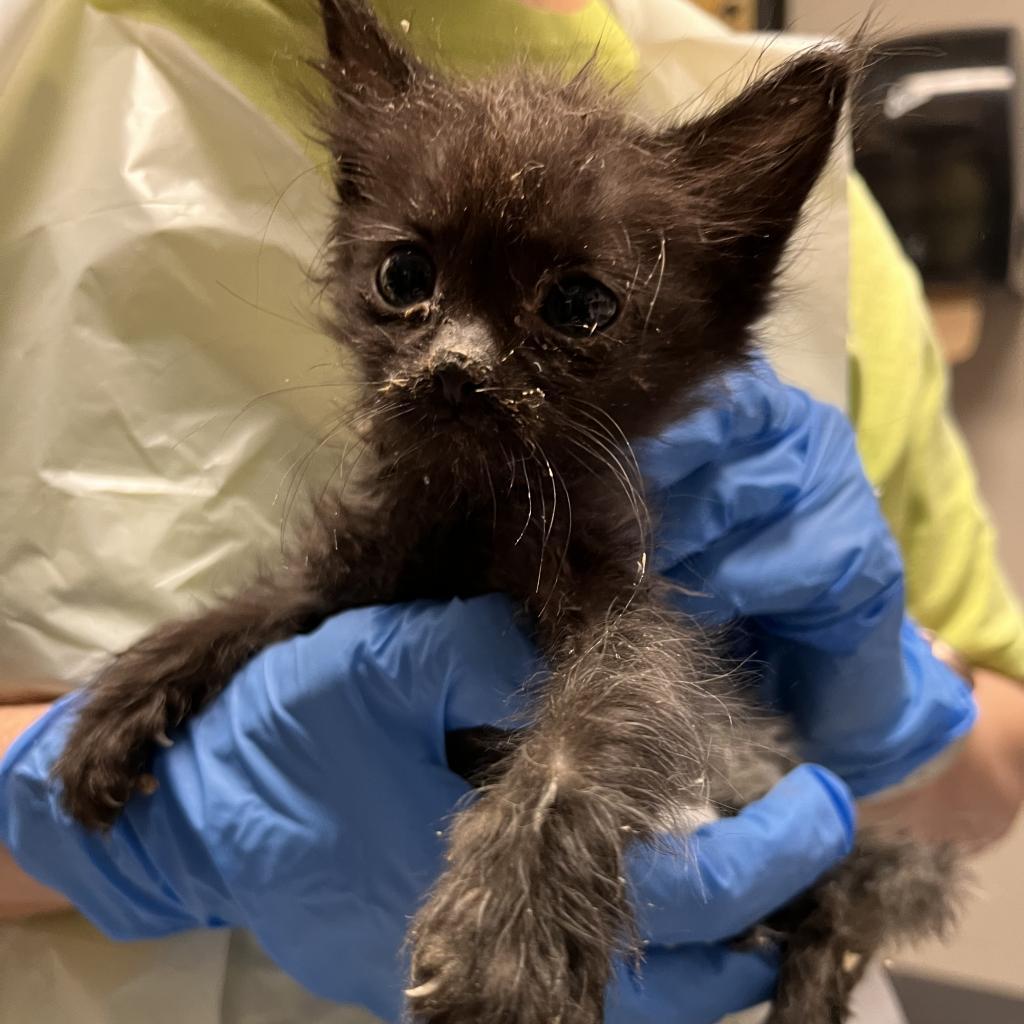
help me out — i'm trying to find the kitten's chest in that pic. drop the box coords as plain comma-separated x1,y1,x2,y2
389,517,494,601
387,505,634,627
359,463,644,621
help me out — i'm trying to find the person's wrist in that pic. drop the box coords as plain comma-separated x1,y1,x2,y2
919,628,975,691
975,667,1024,794
859,667,1024,849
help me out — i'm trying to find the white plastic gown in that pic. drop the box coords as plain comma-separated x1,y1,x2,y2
0,1,855,1021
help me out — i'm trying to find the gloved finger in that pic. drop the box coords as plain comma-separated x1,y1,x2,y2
650,381,900,637
409,594,543,732
607,943,778,1024
629,765,854,947
788,616,975,796
279,595,540,738
635,361,788,495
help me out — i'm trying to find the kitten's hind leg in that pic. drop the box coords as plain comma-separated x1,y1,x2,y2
763,913,858,1024
766,834,966,1024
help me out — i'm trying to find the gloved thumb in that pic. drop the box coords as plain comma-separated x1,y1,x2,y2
630,764,855,947
430,594,543,732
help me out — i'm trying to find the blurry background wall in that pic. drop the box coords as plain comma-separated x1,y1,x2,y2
789,0,1024,1011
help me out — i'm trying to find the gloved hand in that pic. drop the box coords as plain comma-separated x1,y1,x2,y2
0,596,854,1023
611,763,854,1023
1,360,973,1022
637,359,976,796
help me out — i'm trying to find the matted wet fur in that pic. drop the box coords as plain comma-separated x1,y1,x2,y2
53,3,964,1021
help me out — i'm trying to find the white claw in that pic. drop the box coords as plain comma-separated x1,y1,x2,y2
404,980,441,999
154,730,174,748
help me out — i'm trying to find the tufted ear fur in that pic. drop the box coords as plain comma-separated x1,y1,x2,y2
659,51,851,323
319,0,424,99
317,1,431,204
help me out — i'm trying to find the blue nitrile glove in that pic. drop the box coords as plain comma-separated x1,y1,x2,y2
609,763,855,1023
636,359,976,797
0,598,535,1018
1,597,854,1023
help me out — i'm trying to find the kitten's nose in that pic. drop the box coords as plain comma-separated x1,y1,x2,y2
436,363,476,405
428,318,494,407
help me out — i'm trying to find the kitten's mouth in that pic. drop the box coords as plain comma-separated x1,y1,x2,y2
378,365,528,443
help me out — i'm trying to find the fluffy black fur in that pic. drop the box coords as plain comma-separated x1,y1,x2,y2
53,3,964,1022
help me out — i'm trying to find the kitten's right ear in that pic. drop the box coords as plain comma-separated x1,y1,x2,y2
319,0,422,100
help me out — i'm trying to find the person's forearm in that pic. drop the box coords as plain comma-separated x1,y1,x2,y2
0,702,71,919
1,703,51,752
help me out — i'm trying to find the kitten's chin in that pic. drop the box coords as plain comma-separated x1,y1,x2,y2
422,411,501,449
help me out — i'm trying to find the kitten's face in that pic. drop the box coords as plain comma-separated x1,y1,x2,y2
327,82,721,460
317,2,848,478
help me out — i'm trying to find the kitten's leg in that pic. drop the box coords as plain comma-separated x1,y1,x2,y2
54,514,401,831
766,835,965,1024
53,573,330,829
407,599,741,1024
763,898,856,1024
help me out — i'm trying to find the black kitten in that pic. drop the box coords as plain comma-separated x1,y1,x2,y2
54,3,963,1022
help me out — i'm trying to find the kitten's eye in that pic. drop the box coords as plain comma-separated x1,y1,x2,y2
376,246,436,308
540,274,619,336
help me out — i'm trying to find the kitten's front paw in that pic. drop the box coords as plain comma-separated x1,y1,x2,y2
408,872,588,1024
53,665,175,831
407,795,618,1024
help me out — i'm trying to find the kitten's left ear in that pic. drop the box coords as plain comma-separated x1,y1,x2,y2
661,49,851,313
319,0,423,100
